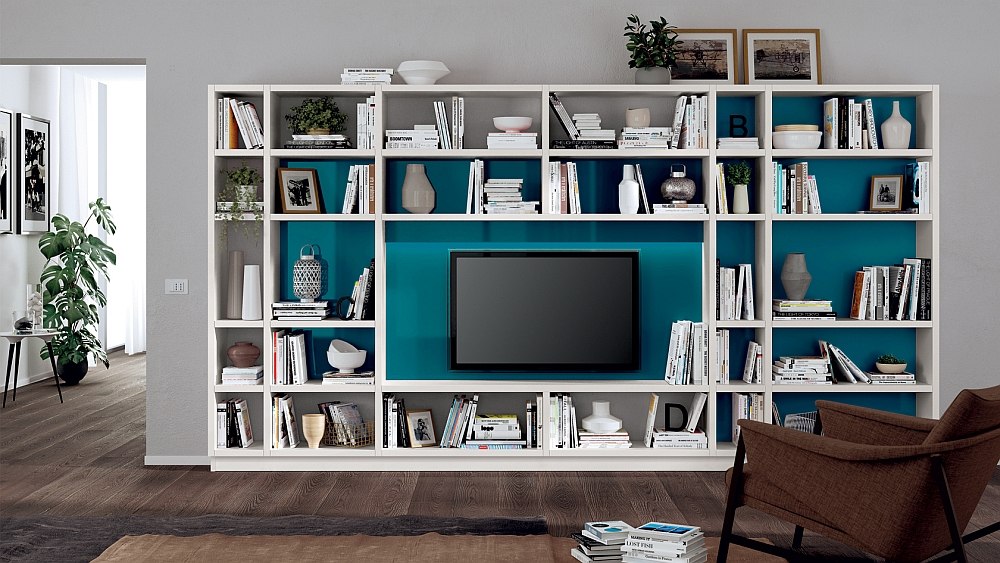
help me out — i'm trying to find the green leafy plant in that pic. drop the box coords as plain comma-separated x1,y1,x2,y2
38,199,117,368
284,97,347,134
726,161,753,186
624,14,680,69
876,354,905,364
218,163,263,245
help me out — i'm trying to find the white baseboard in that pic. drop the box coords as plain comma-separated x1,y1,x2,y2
144,455,210,466
2,369,54,391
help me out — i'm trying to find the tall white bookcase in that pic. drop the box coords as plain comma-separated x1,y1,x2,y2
208,83,939,471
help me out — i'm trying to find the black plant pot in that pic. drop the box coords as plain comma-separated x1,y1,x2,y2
57,359,89,385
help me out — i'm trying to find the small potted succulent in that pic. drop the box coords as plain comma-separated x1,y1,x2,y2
624,14,680,84
875,354,907,374
218,163,263,244
726,161,753,214
284,97,347,135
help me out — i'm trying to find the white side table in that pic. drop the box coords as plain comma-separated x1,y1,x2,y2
2,331,63,407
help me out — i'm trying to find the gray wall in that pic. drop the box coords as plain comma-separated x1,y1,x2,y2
3,0,998,460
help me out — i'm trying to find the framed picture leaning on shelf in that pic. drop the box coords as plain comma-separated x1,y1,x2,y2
742,29,821,85
870,175,903,212
0,108,13,234
672,29,737,84
17,114,51,233
277,168,322,213
406,409,435,447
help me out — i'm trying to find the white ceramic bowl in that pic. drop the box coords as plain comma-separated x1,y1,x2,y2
772,131,822,149
493,116,533,133
396,60,450,85
876,362,907,374
327,339,367,373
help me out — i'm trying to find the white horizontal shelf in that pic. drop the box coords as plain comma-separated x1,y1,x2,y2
715,213,765,222
214,84,265,95
716,320,765,329
271,380,375,393
771,149,932,159
550,84,711,95
382,148,541,159
270,445,376,456
381,84,544,96
214,383,265,393
214,320,264,328
380,380,710,393
548,444,709,457
214,444,265,456
717,382,766,393
269,84,377,94
715,85,767,95
771,383,933,393
215,148,264,157
383,213,707,222
549,148,709,158
769,84,934,96
716,149,765,158
270,213,375,222
770,319,932,328
380,447,543,457
269,319,375,328
771,213,931,222
271,148,375,158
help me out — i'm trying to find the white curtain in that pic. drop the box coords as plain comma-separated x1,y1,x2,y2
58,70,94,222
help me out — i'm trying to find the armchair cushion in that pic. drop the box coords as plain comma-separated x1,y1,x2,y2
925,386,1000,444
816,400,935,446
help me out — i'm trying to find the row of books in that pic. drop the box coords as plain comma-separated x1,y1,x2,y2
642,392,708,449
905,162,930,214
341,67,392,85
772,161,822,214
740,341,764,384
550,393,583,448
356,95,377,149
850,258,931,321
216,398,254,448
434,98,465,149
548,93,708,150
823,97,880,150
272,301,329,321
664,320,708,385
572,521,706,563
713,163,732,214
220,365,263,385
772,299,835,321
273,394,299,448
217,97,264,150
732,393,767,444
717,262,755,320
318,401,368,446
272,330,309,385
383,394,413,448
341,163,376,214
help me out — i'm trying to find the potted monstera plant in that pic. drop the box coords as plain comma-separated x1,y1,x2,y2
38,198,116,384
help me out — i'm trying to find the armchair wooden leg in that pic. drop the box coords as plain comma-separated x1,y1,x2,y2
718,435,747,563
792,525,804,549
932,455,967,563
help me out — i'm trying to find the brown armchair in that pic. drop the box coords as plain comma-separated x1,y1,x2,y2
718,386,1000,563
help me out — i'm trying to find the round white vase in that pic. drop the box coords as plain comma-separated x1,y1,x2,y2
618,165,640,214
880,100,911,149
582,400,623,433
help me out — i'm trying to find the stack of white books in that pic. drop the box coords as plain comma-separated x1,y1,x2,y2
651,429,708,449
272,301,330,321
482,178,538,214
340,67,392,85
652,203,706,215
572,521,632,563
577,431,632,449
221,365,263,385
573,113,615,140
622,523,707,563
773,355,833,385
717,137,760,150
772,299,835,321
619,127,672,148
486,132,537,149
385,125,439,149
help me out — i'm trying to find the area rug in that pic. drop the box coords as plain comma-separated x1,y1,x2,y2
0,514,547,563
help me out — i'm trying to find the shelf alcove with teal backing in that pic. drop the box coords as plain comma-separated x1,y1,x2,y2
772,158,921,214
279,222,375,302
716,96,758,139
280,160,376,213
384,221,704,380
385,159,541,214
549,158,706,214
278,328,376,381
772,96,918,149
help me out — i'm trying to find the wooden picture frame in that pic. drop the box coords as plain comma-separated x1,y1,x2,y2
0,108,13,234
406,409,436,447
17,114,52,233
672,29,738,84
277,168,322,213
742,29,822,85
870,175,904,212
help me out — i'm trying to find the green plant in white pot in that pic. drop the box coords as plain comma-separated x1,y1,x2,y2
284,97,348,135
624,14,680,84
875,354,907,374
218,163,263,244
38,198,116,385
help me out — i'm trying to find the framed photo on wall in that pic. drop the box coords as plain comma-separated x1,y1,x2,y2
277,168,322,213
742,29,822,85
17,114,51,233
672,29,737,84
0,108,13,234
870,175,903,212
406,409,436,447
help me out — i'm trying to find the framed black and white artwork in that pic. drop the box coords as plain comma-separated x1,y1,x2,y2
17,114,52,233
742,29,822,85
672,29,738,84
277,168,322,213
0,108,13,234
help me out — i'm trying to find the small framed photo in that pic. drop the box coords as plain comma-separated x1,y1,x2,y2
17,114,52,233
672,29,737,84
742,29,822,85
0,108,13,234
870,175,904,212
406,409,436,447
277,168,322,213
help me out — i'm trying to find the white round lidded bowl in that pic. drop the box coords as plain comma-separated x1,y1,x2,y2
492,116,533,133
396,60,450,85
772,131,823,149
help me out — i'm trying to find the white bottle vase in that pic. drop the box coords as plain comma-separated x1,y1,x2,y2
732,184,750,214
618,165,640,214
241,264,262,321
880,100,911,149
582,400,623,433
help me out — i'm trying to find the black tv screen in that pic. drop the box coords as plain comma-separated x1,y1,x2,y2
450,251,639,371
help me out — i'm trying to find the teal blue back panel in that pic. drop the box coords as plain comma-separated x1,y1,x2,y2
773,158,917,213
716,97,758,138
772,222,916,314
281,159,373,213
385,159,542,214
717,158,762,213
284,327,376,381
385,222,704,380
554,158,706,214
773,96,918,149
279,222,375,302
772,327,916,371
717,221,758,267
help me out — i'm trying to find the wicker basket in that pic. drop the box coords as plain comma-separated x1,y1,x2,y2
322,421,375,447
784,411,818,434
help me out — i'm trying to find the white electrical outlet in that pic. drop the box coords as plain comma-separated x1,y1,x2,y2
165,279,189,295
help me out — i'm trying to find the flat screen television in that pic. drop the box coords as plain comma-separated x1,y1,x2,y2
450,250,640,371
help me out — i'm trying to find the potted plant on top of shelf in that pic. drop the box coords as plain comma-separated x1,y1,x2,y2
624,14,680,84
38,198,116,385
284,97,348,136
725,161,753,214
217,163,263,245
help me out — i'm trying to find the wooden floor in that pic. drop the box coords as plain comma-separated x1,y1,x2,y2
2,351,999,561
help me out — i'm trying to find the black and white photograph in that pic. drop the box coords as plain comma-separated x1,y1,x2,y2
17,114,51,233
672,29,737,84
0,108,13,233
870,175,904,212
277,167,322,213
405,409,435,447
743,29,822,84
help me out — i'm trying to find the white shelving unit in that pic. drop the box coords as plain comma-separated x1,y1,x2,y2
208,83,939,471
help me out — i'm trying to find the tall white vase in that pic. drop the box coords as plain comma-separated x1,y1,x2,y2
241,264,262,321
880,101,911,149
618,165,640,214
732,184,750,214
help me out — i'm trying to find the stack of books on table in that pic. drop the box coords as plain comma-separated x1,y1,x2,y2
272,301,330,321
773,355,833,385
571,521,633,562
866,371,916,385
651,429,707,449
321,370,375,386
482,178,538,214
623,523,707,563
385,125,439,149
717,137,760,150
283,134,352,150
652,203,706,215
772,299,835,321
486,132,537,149
578,431,632,449
618,127,672,148
340,67,392,85
221,365,263,385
